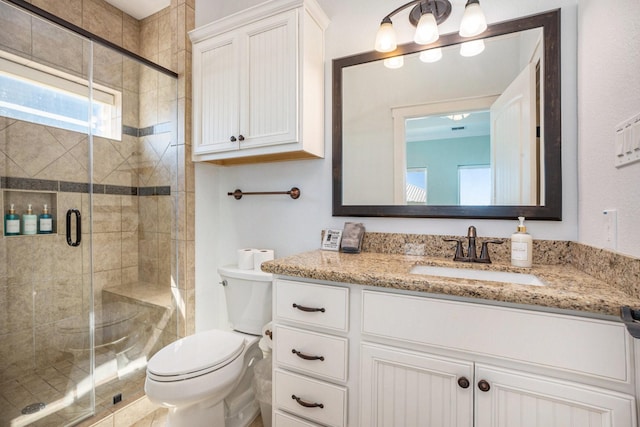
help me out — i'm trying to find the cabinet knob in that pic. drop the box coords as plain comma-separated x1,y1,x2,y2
230,136,237,142
478,379,491,392
238,134,245,141
292,394,324,409
457,377,470,389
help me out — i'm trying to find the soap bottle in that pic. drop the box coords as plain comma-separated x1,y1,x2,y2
511,216,533,267
5,204,20,236
38,204,53,234
22,204,37,235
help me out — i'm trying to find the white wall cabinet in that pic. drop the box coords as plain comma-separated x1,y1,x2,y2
272,278,638,427
190,0,328,165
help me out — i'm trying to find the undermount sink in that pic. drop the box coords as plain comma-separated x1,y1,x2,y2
410,265,546,286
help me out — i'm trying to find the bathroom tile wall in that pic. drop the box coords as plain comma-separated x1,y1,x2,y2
0,0,195,387
13,0,195,335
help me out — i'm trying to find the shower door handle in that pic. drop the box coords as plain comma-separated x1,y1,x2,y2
66,209,81,247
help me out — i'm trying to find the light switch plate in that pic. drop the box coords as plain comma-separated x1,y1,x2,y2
603,209,617,250
615,114,640,168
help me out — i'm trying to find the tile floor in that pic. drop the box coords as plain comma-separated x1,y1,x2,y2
130,409,265,427
0,352,147,427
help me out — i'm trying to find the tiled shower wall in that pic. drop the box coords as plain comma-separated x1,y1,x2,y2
0,0,189,383
0,0,196,337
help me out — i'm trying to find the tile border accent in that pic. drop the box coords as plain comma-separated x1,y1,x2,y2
1,176,171,196
123,121,173,137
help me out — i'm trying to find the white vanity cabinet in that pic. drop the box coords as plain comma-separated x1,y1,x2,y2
271,276,638,427
190,0,328,165
272,279,350,427
360,290,637,427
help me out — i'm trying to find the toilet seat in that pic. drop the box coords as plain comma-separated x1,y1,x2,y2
147,330,245,382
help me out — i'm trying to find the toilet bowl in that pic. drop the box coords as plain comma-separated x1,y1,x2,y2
145,266,272,427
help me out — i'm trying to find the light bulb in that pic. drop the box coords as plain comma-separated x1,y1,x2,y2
459,0,488,37
414,12,439,45
383,56,404,69
419,48,443,63
375,21,397,52
460,39,485,57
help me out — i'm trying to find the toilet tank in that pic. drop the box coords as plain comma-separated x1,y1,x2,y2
218,266,273,335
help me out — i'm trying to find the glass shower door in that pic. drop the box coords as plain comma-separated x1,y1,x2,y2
0,1,95,425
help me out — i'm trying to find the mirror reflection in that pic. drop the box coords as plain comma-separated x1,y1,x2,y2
333,9,562,220
342,28,543,207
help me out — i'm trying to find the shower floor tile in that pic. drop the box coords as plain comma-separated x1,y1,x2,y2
0,354,148,427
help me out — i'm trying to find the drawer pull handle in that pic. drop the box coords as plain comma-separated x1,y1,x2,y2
292,394,324,409
478,379,491,392
292,349,325,361
292,303,325,313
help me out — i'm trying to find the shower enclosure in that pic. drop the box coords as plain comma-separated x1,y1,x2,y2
0,1,178,425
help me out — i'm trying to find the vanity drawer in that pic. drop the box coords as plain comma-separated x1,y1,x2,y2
361,290,631,382
274,325,348,382
274,369,347,427
275,280,349,332
274,409,324,427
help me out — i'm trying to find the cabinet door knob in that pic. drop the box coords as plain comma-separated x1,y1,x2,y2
292,303,325,313
292,349,325,361
478,379,491,392
457,377,470,389
230,136,237,142
292,395,324,409
238,134,245,141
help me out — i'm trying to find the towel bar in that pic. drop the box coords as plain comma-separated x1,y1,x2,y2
227,187,301,200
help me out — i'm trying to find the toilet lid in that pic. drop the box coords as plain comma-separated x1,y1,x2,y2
147,330,245,378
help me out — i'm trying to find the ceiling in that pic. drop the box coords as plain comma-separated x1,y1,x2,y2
103,0,170,20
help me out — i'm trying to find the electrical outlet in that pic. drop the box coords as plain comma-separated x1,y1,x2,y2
603,209,617,250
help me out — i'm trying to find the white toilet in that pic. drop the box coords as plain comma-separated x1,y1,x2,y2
145,266,272,427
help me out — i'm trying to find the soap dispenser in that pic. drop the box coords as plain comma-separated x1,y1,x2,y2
22,204,37,235
511,216,533,267
5,204,20,236
38,204,53,234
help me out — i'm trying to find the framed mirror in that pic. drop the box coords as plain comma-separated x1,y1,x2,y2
332,9,561,220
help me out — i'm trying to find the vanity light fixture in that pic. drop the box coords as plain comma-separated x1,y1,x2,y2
419,47,443,63
460,39,485,57
383,56,405,69
374,0,488,53
446,113,470,121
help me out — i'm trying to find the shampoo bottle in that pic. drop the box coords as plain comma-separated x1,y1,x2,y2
39,204,53,234
511,216,533,267
5,204,20,236
22,204,37,235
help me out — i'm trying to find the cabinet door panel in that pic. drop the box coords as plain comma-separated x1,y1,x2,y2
194,33,240,153
241,9,298,148
360,343,473,427
475,364,636,427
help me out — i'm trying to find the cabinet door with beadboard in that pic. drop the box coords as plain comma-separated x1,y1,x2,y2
193,30,241,154
474,364,636,427
360,343,474,427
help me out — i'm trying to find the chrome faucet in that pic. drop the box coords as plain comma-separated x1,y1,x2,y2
444,226,503,263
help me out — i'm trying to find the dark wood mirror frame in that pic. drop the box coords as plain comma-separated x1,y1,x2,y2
332,9,561,220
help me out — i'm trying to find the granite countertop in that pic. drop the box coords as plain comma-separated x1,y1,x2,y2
261,250,640,317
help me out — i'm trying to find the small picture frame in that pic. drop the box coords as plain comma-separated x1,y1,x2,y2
321,228,343,251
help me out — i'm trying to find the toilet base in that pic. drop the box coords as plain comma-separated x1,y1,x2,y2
165,386,260,427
